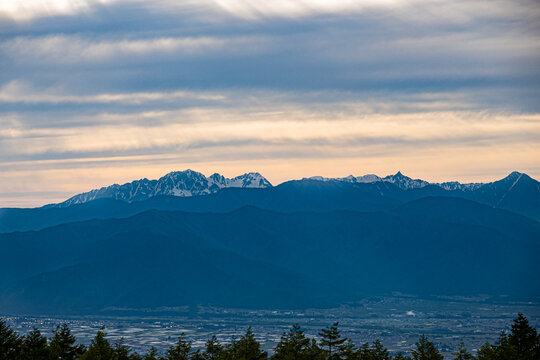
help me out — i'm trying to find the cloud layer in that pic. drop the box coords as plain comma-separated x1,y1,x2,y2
1,0,539,206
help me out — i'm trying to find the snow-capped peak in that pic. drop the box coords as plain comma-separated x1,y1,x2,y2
355,174,381,183
382,172,429,190
304,171,487,191
59,170,272,206
305,174,381,183
208,172,272,189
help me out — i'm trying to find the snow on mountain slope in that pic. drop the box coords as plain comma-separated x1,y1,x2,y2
382,171,429,190
58,170,534,210
211,172,272,188
307,171,484,191
306,174,382,183
437,181,484,191
59,170,272,207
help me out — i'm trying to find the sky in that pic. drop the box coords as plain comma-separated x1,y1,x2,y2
1,0,539,207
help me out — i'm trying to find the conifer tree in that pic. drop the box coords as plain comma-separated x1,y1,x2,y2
452,342,474,360
220,337,238,360
272,324,312,360
202,336,223,360
356,343,369,359
49,323,85,360
166,333,192,360
508,313,540,360
80,327,117,360
191,349,205,360
144,347,159,360
476,342,496,360
318,322,347,360
21,327,50,360
0,318,22,359
481,330,519,360
477,314,540,360
411,335,443,360
306,338,323,360
113,338,140,360
356,340,391,360
498,331,518,359
338,339,356,359
369,340,390,360
233,327,267,360
393,352,412,360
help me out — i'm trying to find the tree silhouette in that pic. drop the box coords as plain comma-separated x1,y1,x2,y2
144,347,159,360
80,327,117,360
393,352,412,360
476,341,497,360
452,342,474,360
369,340,391,360
166,332,192,360
411,335,443,360
508,313,540,360
272,324,313,360
0,319,22,359
21,327,50,360
318,322,347,360
202,335,223,360
337,339,356,359
229,327,267,360
49,323,85,360
1,313,539,360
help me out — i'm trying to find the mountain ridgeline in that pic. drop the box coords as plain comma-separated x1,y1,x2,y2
1,170,539,234
58,170,272,206
0,170,539,314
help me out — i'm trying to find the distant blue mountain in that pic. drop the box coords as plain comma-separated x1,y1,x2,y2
47,170,540,216
0,171,538,233
0,170,539,314
0,199,538,314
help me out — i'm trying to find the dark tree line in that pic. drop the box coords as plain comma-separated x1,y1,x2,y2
0,314,538,360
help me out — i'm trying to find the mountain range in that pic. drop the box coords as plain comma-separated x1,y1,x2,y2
57,169,496,206
53,170,540,221
1,170,538,234
58,170,271,207
0,169,539,314
306,171,482,191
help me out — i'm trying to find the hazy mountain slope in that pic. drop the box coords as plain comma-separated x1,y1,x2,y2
311,171,540,220
306,171,540,219
1,204,538,314
0,198,135,234
466,172,540,220
0,181,403,233
393,196,540,242
1,229,325,313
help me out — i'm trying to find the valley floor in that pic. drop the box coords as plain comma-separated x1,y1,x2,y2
3,296,539,358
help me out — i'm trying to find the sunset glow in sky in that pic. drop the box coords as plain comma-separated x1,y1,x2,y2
1,0,539,206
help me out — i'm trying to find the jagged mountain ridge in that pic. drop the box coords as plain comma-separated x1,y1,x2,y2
1,170,532,234
60,170,525,208
59,170,272,207
307,171,483,191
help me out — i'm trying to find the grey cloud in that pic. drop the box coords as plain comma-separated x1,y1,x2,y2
1,0,538,105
